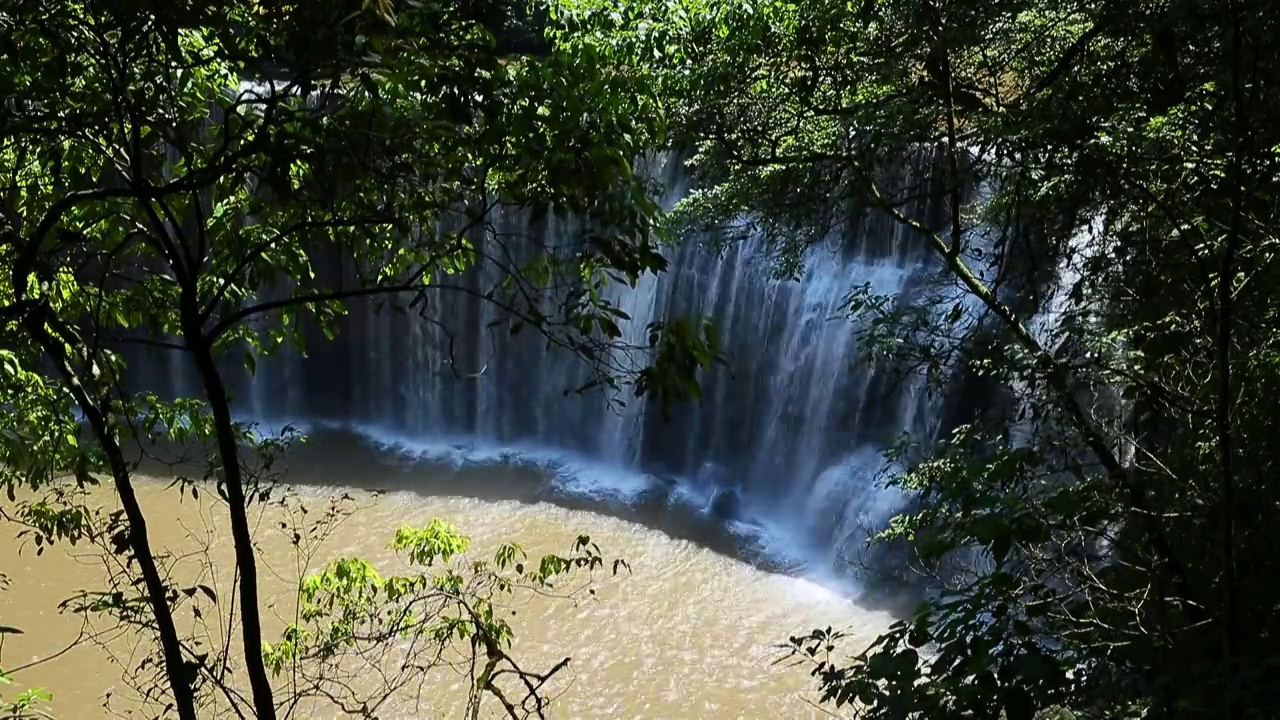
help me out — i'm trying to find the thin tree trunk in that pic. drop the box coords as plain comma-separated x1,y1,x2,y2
22,313,200,720
184,333,279,720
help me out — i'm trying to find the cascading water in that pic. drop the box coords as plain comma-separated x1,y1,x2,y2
138,158,962,569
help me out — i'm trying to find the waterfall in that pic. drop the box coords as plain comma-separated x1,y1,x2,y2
130,159,963,562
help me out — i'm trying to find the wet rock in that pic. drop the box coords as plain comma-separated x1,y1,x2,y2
709,488,741,521
635,473,679,507
654,473,680,489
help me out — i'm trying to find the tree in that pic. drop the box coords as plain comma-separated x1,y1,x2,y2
559,0,1280,717
260,510,629,719
1,0,711,715
0,666,53,720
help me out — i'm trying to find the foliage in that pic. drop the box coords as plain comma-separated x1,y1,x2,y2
0,672,53,720
563,0,1280,717
263,520,627,718
0,614,54,720
0,0,696,716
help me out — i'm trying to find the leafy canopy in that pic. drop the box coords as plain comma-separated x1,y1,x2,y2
559,0,1280,717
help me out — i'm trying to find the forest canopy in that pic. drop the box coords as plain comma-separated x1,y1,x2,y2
557,0,1280,717
4,0,1280,718
0,0,693,716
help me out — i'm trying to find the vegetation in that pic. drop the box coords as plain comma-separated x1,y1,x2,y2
262,515,626,719
559,0,1280,717
6,0,1279,718
0,0,691,716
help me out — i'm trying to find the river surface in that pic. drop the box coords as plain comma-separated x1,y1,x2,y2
0,429,894,718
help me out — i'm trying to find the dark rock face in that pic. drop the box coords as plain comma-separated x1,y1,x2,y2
709,487,742,521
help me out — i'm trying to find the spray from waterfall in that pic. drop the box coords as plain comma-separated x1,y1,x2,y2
128,157,972,572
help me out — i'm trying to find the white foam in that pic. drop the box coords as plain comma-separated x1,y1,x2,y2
230,418,875,594
335,422,659,506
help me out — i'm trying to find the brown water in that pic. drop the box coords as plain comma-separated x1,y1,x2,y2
0,441,893,719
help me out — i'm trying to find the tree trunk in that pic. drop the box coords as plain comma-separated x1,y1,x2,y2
23,314,200,720
185,333,279,720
